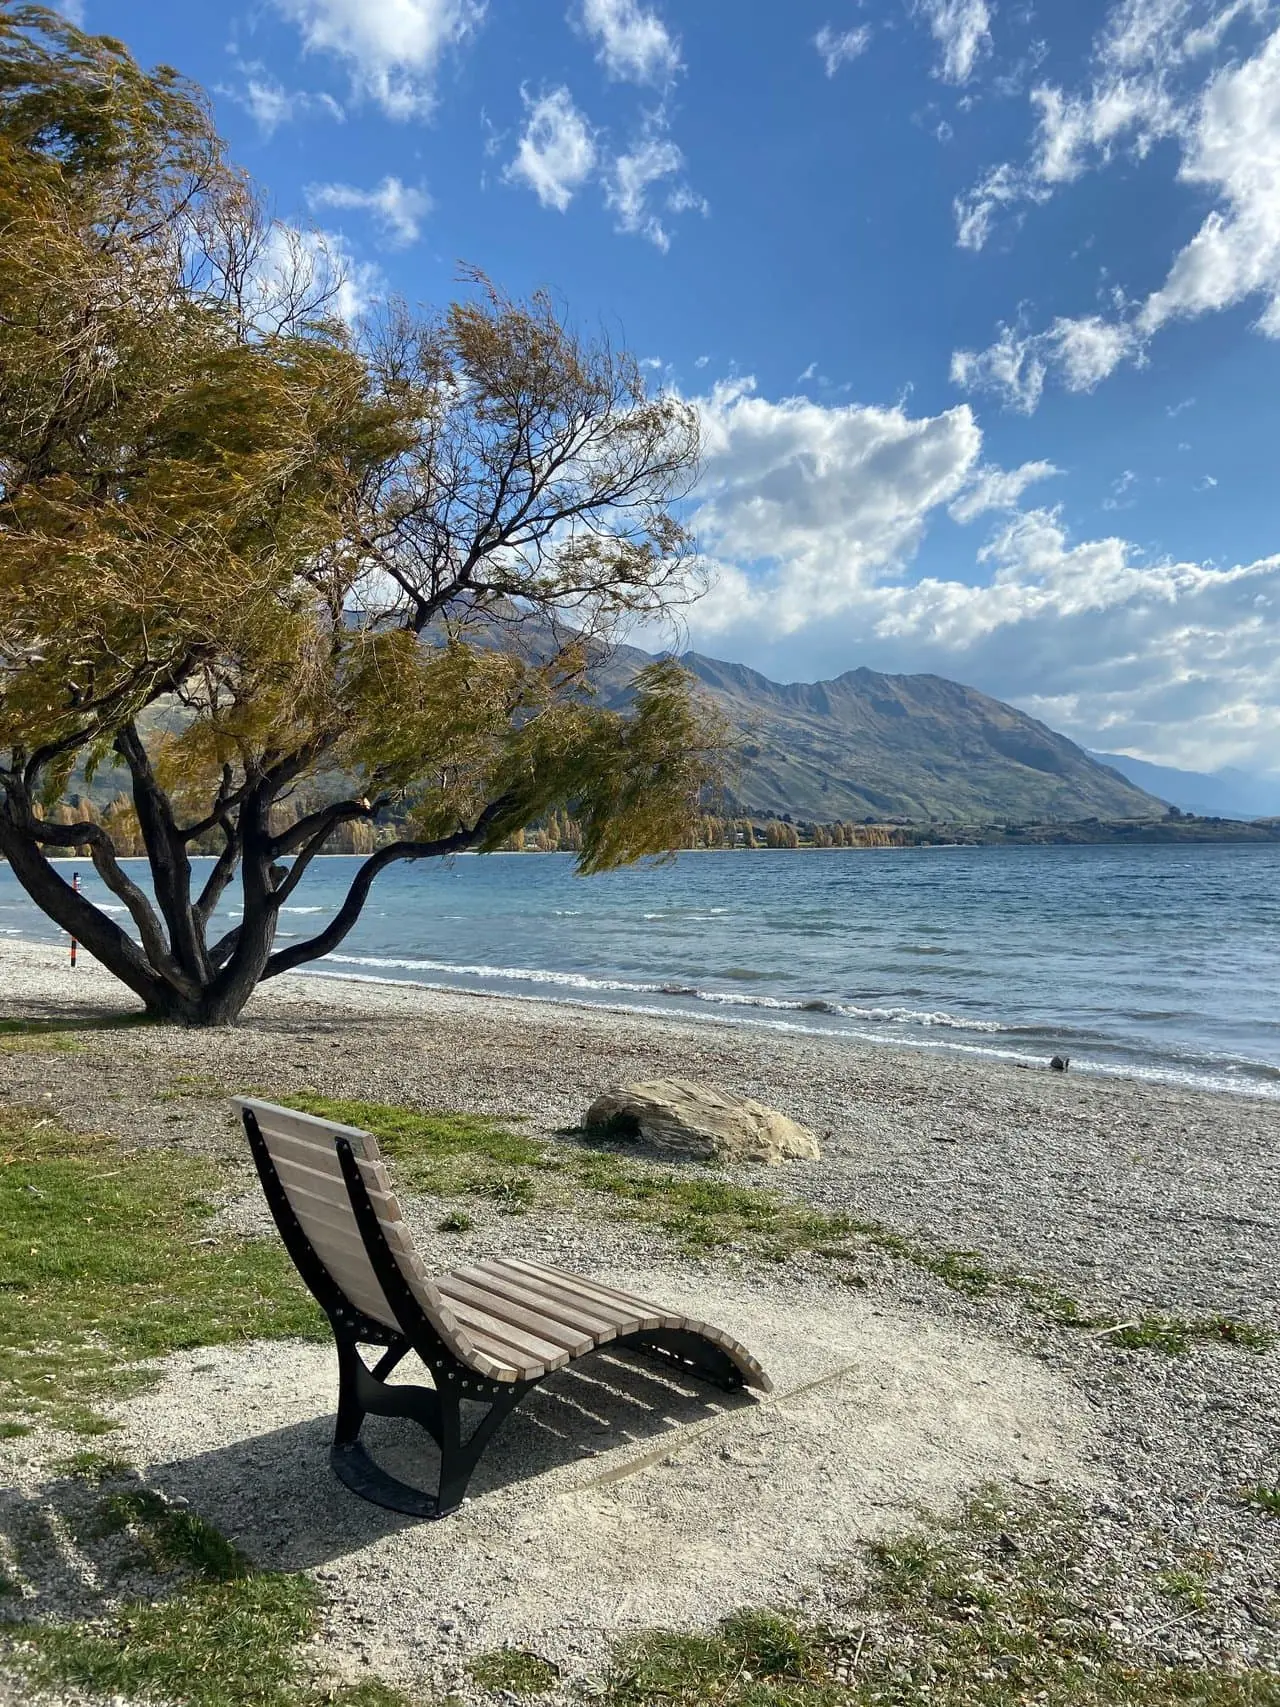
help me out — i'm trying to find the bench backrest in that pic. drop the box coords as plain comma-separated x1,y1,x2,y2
234,1097,477,1365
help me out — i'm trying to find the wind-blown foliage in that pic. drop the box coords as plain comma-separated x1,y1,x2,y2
0,5,715,1025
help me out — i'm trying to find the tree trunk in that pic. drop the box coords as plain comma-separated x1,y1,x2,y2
0,782,510,1026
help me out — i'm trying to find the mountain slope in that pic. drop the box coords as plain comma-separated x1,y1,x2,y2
597,649,1163,822
1089,752,1280,820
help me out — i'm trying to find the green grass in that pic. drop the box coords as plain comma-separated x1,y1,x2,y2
0,1032,82,1054
604,1491,1277,1707
468,1647,560,1693
1153,1569,1210,1613
1241,1486,1280,1518
283,1096,1277,1360
0,1108,324,1433
436,1210,474,1233
2,1469,413,1707
0,1015,153,1037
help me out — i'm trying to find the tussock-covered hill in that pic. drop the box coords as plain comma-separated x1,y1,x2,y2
595,648,1163,823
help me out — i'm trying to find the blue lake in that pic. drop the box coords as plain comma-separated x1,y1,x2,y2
3,844,1280,1097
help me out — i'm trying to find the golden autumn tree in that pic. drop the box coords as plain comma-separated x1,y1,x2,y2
0,7,715,1025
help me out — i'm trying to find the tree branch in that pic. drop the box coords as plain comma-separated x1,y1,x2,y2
193,816,241,926
268,798,377,858
261,800,511,980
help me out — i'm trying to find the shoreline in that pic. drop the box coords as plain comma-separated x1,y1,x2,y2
4,924,1277,1102
3,932,1278,1324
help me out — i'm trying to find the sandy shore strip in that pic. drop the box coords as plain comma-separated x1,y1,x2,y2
2,935,1279,1688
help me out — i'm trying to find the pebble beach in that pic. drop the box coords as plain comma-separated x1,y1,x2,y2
2,935,1279,1693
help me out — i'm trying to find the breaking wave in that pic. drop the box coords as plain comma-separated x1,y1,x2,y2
320,952,1008,1033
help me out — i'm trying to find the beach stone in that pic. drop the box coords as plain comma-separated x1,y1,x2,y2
585,1077,821,1165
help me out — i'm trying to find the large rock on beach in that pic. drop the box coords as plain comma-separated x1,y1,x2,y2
585,1078,821,1166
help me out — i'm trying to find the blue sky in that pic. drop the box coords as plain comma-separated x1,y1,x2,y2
56,0,1280,771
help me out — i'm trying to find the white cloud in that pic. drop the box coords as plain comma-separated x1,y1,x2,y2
48,0,85,24
506,98,704,247
305,175,431,246
605,129,687,249
814,23,873,76
251,224,384,329
955,162,1047,250
659,377,1280,768
691,379,983,628
951,2,1280,407
1137,26,1280,337
505,87,597,211
953,314,1140,410
913,0,994,84
579,0,680,85
1101,468,1138,510
271,0,483,118
949,459,1061,522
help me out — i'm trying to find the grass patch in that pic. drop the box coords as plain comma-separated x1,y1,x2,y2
606,1490,1275,1706
11,1569,322,1707
0,1107,324,1434
53,1449,135,1484
468,1646,560,1694
2,1476,413,1707
436,1210,474,1233
0,1032,82,1054
284,1096,1276,1360
1241,1486,1280,1518
1153,1569,1210,1613
0,1014,153,1037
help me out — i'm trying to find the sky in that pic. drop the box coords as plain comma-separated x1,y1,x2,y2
49,0,1280,773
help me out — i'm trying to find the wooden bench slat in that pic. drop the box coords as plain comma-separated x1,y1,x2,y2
475,1260,654,1331
455,1324,542,1380
442,1298,572,1369
269,1151,401,1221
303,1246,401,1329
436,1275,594,1354
235,1098,373,1153
502,1259,679,1329
263,1137,400,1214
456,1265,623,1338
522,1258,683,1322
283,1186,415,1254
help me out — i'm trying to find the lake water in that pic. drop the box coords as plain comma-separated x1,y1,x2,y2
3,844,1280,1098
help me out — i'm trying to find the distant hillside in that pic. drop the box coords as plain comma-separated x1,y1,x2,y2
595,649,1163,823
63,639,1165,828
1089,752,1280,821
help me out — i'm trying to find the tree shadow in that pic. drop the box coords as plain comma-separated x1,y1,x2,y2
0,1010,157,1036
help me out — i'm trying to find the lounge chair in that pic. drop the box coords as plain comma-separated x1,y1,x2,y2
235,1097,772,1518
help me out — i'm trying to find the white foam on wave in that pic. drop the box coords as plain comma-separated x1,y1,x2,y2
321,952,1009,1034
295,966,1280,1100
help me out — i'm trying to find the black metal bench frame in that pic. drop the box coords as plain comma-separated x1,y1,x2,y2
242,1106,749,1519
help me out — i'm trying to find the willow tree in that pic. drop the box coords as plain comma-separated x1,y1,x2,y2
0,6,713,1026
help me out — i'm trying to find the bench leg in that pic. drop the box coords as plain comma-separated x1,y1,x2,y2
329,1335,530,1519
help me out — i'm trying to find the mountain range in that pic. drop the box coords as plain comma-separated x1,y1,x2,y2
594,647,1164,823
68,639,1181,826
1087,752,1280,821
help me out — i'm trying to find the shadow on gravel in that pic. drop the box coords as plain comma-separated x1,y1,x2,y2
144,1349,753,1570
0,1348,753,1616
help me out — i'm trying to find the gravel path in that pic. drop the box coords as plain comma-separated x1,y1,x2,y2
2,938,1279,1692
